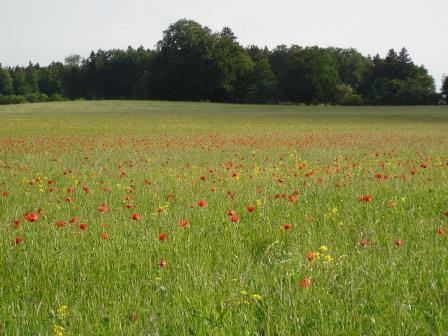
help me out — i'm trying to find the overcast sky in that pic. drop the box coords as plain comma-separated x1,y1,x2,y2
1,0,446,89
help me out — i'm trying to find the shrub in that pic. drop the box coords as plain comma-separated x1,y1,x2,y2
0,94,27,105
49,93,67,102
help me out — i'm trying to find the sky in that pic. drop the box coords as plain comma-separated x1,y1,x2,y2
1,0,446,90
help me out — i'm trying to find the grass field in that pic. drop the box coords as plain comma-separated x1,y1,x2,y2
0,101,447,335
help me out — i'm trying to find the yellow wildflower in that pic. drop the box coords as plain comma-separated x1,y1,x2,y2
251,294,262,301
53,325,65,336
57,305,68,320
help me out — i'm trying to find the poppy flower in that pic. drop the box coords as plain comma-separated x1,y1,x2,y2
159,233,167,241
158,259,167,268
14,236,23,244
25,213,38,222
199,176,207,181
101,232,109,240
130,312,138,321
420,162,428,168
179,219,189,228
126,203,133,209
197,199,207,208
228,210,237,216
98,203,108,213
358,195,372,203
300,277,312,288
69,217,77,224
79,223,88,230
56,220,65,228
229,214,240,223
283,223,292,231
306,251,316,261
13,219,21,229
359,239,369,246
437,227,445,236
131,213,141,220
288,195,297,203
1,191,9,197
394,239,403,247
247,206,256,213
443,211,448,217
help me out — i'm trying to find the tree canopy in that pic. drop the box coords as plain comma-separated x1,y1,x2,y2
0,19,442,105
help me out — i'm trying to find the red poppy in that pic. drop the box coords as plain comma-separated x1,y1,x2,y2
67,187,74,193
159,233,167,241
179,219,190,228
283,223,292,231
197,199,207,208
394,239,403,247
101,232,109,240
410,170,416,175
13,219,21,229
25,213,38,222
300,277,312,288
158,259,167,268
56,220,65,228
126,203,134,209
65,197,73,203
247,206,256,213
288,195,297,203
437,227,445,236
420,162,428,168
228,210,237,216
69,217,77,224
229,214,240,223
359,239,369,246
306,251,316,261
358,195,373,203
130,311,138,321
131,213,141,220
227,191,236,200
98,203,108,213
14,236,23,245
79,223,88,230
200,175,207,181
443,211,448,217
1,191,9,197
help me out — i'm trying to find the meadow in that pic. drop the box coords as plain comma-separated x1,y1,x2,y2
0,101,447,335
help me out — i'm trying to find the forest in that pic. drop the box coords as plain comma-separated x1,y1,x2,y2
1,19,447,105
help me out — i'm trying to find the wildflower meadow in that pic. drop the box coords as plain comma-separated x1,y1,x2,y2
0,101,447,335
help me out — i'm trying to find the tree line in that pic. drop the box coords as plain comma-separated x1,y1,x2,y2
1,19,447,105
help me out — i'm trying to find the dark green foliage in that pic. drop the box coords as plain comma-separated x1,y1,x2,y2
0,94,27,105
0,65,14,95
442,75,448,104
1,20,440,105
